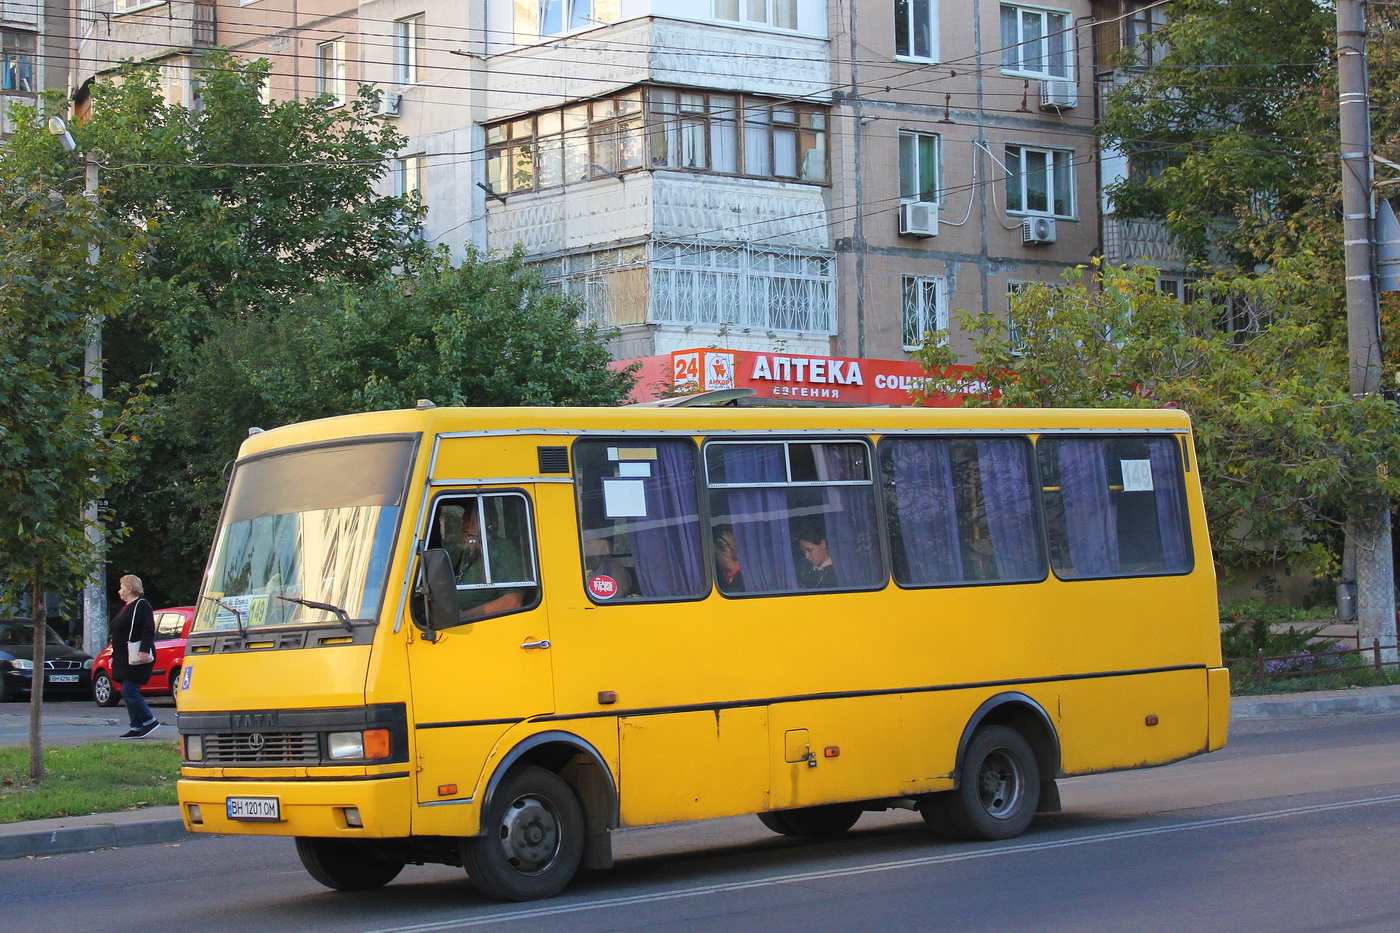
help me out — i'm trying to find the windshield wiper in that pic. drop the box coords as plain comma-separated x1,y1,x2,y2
276,595,354,633
201,595,247,638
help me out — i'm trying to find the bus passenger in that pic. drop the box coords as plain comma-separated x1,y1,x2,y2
795,519,837,589
584,536,633,598
713,525,744,593
454,500,526,621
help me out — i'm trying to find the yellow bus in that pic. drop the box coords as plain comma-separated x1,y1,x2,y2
176,403,1228,901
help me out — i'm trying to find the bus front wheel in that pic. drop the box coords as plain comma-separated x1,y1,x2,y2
295,837,406,891
461,765,585,902
928,724,1040,841
757,803,862,837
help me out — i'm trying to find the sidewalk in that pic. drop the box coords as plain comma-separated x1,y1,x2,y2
4,685,1400,861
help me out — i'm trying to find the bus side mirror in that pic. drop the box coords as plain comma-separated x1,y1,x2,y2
414,548,458,638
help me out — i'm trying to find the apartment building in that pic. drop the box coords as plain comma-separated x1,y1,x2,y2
1,0,67,138
63,0,1109,383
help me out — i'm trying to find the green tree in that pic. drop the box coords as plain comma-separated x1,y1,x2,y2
0,171,150,780
0,51,425,607
163,249,636,561
912,261,1400,577
1096,0,1342,270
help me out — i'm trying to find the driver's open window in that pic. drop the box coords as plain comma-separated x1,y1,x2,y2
428,492,540,623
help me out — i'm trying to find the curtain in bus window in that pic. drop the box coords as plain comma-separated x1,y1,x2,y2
1148,440,1191,572
626,443,706,599
885,439,963,585
814,444,883,586
1056,441,1120,577
976,439,1043,580
714,445,801,592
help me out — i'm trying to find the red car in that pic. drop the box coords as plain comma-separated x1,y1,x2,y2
92,606,196,707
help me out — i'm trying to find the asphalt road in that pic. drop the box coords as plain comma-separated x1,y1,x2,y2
4,712,1399,933
0,695,177,747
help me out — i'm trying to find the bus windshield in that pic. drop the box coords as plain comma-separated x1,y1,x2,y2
195,437,415,634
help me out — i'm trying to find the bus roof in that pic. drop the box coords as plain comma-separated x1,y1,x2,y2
237,405,1193,460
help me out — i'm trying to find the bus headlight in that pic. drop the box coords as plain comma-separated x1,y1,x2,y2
328,729,391,761
183,734,204,762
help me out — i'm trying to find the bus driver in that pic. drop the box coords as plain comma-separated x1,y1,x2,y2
452,499,526,621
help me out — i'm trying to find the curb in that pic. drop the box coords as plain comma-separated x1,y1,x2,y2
1231,687,1400,720
0,811,189,860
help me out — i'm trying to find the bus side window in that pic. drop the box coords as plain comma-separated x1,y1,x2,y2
879,436,1045,587
431,493,541,624
1037,435,1193,580
573,439,707,604
705,439,884,595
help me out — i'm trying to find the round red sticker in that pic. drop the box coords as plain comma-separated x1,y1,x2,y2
588,575,618,599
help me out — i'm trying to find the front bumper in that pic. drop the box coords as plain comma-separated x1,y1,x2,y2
178,774,413,837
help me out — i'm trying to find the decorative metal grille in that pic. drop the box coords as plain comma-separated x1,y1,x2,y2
203,732,321,765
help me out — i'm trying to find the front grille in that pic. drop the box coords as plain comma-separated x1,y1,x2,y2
203,731,320,764
45,659,84,671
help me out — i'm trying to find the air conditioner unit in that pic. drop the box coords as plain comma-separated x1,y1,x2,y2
377,92,403,117
1022,216,1057,245
1039,79,1078,111
898,201,938,238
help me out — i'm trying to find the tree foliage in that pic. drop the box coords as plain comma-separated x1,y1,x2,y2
1,51,426,606
911,261,1400,576
0,170,152,777
1097,0,1343,269
163,248,635,579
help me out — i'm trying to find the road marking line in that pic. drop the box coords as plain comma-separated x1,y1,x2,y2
363,793,1400,933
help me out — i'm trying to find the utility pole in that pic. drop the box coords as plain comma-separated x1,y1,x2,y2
1336,0,1398,662
48,117,108,658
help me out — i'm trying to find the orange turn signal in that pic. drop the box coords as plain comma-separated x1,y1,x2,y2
364,728,392,760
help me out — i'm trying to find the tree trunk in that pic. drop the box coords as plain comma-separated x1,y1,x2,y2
28,570,46,782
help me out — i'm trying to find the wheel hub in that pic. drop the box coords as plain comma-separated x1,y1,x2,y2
496,794,560,874
977,749,1023,819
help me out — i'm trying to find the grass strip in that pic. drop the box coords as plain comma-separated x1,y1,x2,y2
0,741,180,823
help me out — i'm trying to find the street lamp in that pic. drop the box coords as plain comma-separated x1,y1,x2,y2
48,116,107,658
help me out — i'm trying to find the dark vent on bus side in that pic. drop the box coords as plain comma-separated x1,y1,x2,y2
538,446,570,474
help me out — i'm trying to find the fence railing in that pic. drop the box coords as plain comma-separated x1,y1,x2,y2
1225,638,1400,689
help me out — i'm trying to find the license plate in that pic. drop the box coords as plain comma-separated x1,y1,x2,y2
48,674,79,684
226,796,281,821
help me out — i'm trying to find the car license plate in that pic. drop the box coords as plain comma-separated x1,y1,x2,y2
48,674,79,684
226,796,281,821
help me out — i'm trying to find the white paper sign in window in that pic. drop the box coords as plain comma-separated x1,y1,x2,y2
603,479,648,517
1120,459,1154,492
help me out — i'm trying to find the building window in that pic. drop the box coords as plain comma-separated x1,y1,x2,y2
895,0,935,61
1,30,35,93
1000,4,1071,78
1124,2,1169,69
395,15,424,85
714,0,797,30
898,131,939,204
316,39,347,106
393,155,424,199
515,0,620,41
114,0,163,13
1005,144,1073,217
650,241,835,334
902,276,946,350
484,88,828,195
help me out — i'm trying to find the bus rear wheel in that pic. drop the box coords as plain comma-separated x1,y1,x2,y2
757,803,863,837
931,725,1040,841
461,765,584,902
295,837,406,891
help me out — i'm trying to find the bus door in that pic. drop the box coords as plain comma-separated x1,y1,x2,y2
408,489,552,806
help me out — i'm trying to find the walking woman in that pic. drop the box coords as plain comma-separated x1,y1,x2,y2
111,574,159,738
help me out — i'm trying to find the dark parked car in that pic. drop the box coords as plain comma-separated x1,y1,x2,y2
92,606,196,706
0,618,96,701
